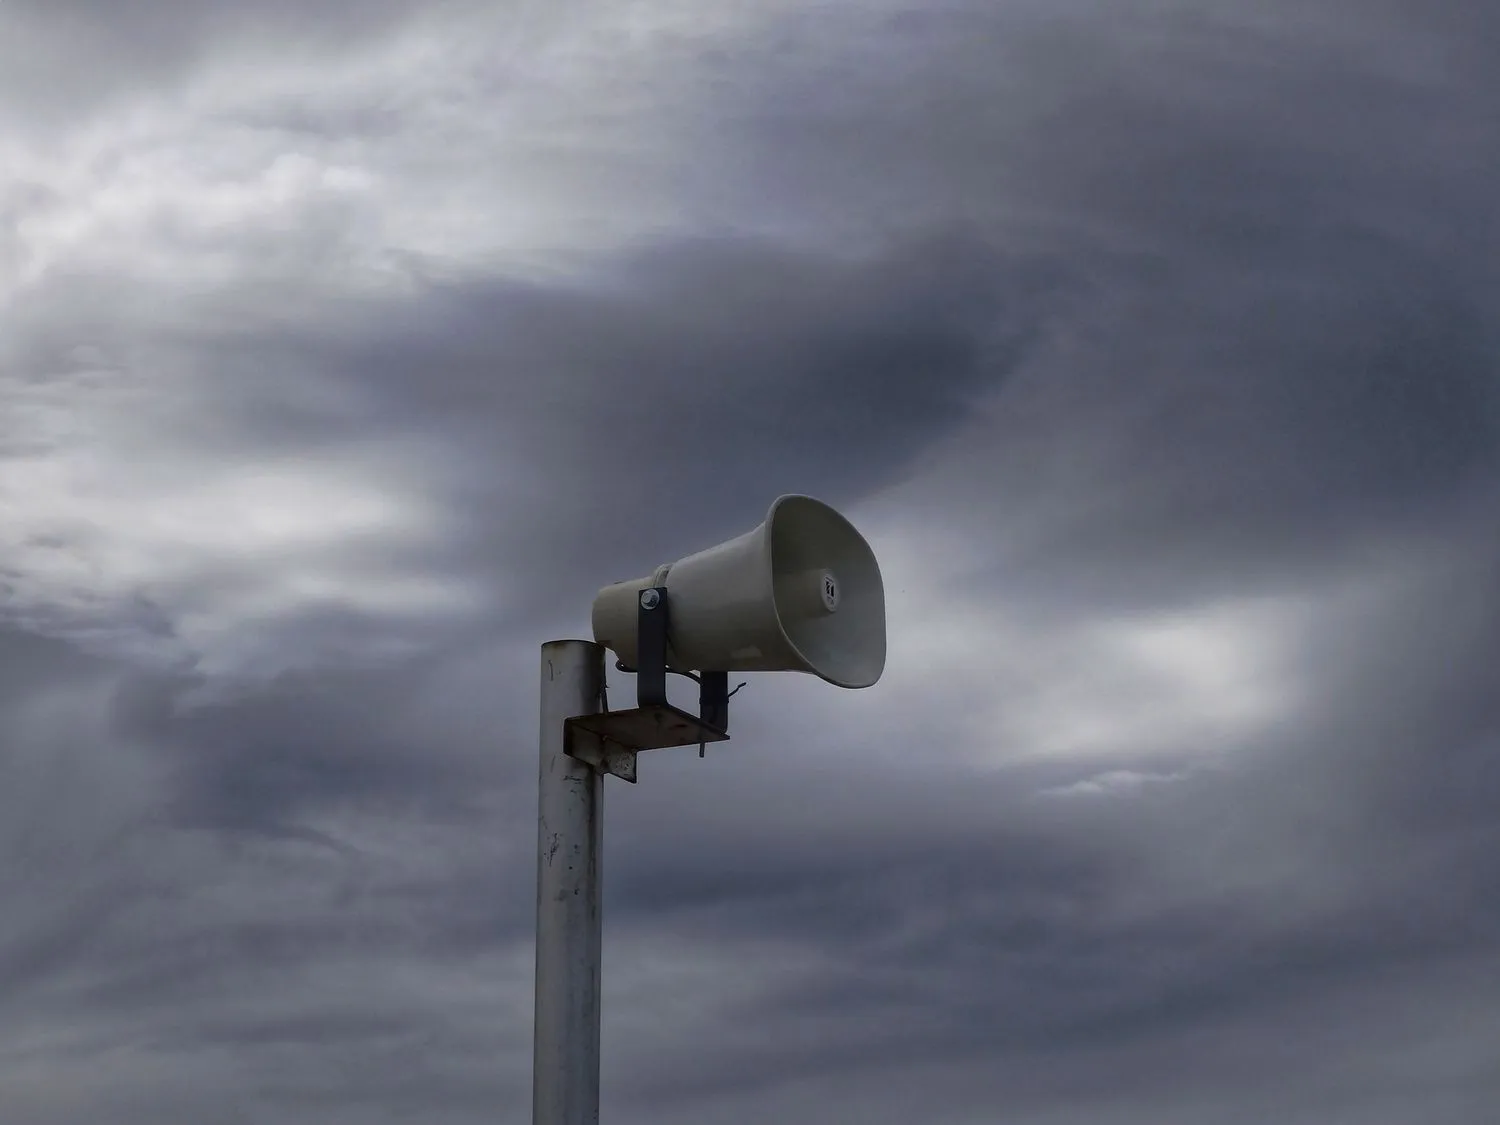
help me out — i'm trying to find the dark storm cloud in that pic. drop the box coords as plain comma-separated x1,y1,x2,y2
0,632,541,1124
973,261,1500,611
575,0,1500,1086
115,0,1491,626
214,229,1057,618
3,0,1499,1123
0,624,114,703
115,644,516,833
594,543,1500,1115
731,0,1500,615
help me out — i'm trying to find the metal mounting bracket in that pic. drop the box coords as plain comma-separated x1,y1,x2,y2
563,587,730,781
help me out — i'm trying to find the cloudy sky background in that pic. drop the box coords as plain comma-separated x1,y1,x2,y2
3,1,1498,1121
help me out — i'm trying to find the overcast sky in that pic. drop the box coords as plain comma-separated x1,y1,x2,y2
3,1,1498,1122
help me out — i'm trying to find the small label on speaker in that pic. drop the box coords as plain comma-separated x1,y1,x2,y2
821,571,840,613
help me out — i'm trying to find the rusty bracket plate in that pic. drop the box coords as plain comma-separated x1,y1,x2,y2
564,704,729,784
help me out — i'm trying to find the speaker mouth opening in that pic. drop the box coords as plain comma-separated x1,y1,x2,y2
766,495,886,689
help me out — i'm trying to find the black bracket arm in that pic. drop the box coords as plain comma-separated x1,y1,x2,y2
636,587,670,709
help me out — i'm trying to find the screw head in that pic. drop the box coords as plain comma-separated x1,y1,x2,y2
639,589,661,610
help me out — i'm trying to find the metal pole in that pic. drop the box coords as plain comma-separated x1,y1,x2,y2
533,640,605,1125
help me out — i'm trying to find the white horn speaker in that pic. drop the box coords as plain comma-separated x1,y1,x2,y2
591,495,886,688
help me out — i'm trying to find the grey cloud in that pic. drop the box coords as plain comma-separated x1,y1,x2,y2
169,229,1057,627
4,525,1499,1125
0,634,536,1124
6,227,1050,662
612,0,1500,615
0,0,433,127
0,624,115,704
3,0,1499,1122
588,512,1500,1113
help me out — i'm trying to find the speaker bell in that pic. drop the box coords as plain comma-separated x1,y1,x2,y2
591,495,886,688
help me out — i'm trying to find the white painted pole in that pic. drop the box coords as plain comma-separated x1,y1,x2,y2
533,640,605,1125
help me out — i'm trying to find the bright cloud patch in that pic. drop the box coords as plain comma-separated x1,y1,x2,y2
0,360,479,679
1038,767,1192,799
1009,598,1301,762
850,508,1305,770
